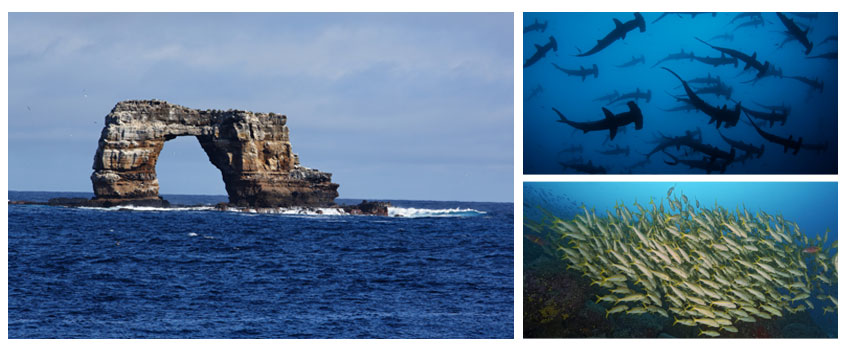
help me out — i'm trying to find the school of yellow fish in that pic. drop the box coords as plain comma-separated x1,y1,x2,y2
525,187,837,337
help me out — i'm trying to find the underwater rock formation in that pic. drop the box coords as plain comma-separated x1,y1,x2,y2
524,188,838,337
90,100,339,207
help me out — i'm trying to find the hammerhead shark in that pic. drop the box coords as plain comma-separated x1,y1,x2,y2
559,160,607,174
741,105,789,127
818,35,838,46
552,101,644,140
598,145,630,156
652,49,695,67
734,17,765,31
694,83,732,100
787,75,824,93
807,51,837,60
593,90,620,103
608,88,651,105
658,102,698,113
616,55,646,68
692,53,739,68
525,84,544,102
577,13,646,57
643,129,702,159
524,36,558,68
720,132,764,158
558,144,583,154
662,67,741,128
688,73,723,85
791,12,818,21
679,138,737,164
776,12,813,55
719,131,765,159
552,63,599,81
695,37,770,78
729,12,762,25
753,101,791,115
524,19,548,34
746,114,802,154
653,12,716,24
662,151,729,174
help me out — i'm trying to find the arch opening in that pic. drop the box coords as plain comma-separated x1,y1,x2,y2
154,135,227,197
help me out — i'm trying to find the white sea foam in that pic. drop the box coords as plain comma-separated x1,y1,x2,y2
223,207,347,216
76,204,484,218
78,205,217,212
387,207,486,218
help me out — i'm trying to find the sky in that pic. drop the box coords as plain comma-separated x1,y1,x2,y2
7,12,514,202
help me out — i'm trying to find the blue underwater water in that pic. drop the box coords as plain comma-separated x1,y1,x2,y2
523,12,837,174
8,191,513,338
523,182,837,337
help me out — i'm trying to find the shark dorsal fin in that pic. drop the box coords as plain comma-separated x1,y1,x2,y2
535,44,542,50
613,18,623,28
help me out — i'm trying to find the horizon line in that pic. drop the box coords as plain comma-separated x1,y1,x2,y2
7,189,513,204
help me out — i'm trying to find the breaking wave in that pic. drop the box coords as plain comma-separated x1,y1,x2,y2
78,205,217,212
76,205,485,218
388,207,486,218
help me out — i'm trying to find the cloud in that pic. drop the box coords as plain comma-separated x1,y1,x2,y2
8,13,514,201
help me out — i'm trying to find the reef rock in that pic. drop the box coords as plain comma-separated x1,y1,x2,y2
90,100,339,207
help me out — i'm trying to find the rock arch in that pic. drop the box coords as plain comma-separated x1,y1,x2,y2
90,100,339,207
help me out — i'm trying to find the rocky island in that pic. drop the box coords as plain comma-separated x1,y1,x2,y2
12,100,389,215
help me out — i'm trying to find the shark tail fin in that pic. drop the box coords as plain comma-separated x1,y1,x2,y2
593,64,599,78
662,151,678,165
549,36,558,52
646,89,652,103
795,137,803,155
552,107,569,123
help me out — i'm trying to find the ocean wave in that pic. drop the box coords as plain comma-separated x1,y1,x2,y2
75,204,484,218
223,207,347,216
388,207,486,218
78,205,217,212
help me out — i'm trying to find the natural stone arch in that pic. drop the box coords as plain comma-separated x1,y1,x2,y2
91,100,339,207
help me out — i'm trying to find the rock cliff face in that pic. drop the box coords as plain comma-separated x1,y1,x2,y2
90,100,339,207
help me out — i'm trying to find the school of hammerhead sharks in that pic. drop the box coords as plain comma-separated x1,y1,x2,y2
524,12,836,174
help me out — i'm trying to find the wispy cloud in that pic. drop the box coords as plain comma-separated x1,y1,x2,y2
8,12,513,201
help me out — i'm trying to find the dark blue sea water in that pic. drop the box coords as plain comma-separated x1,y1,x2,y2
523,182,837,337
8,191,513,338
523,12,837,174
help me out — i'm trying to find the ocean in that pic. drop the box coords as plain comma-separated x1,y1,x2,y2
523,12,837,174
7,191,513,338
523,182,837,338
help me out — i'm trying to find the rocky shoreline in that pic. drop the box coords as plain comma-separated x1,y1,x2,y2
9,198,391,216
